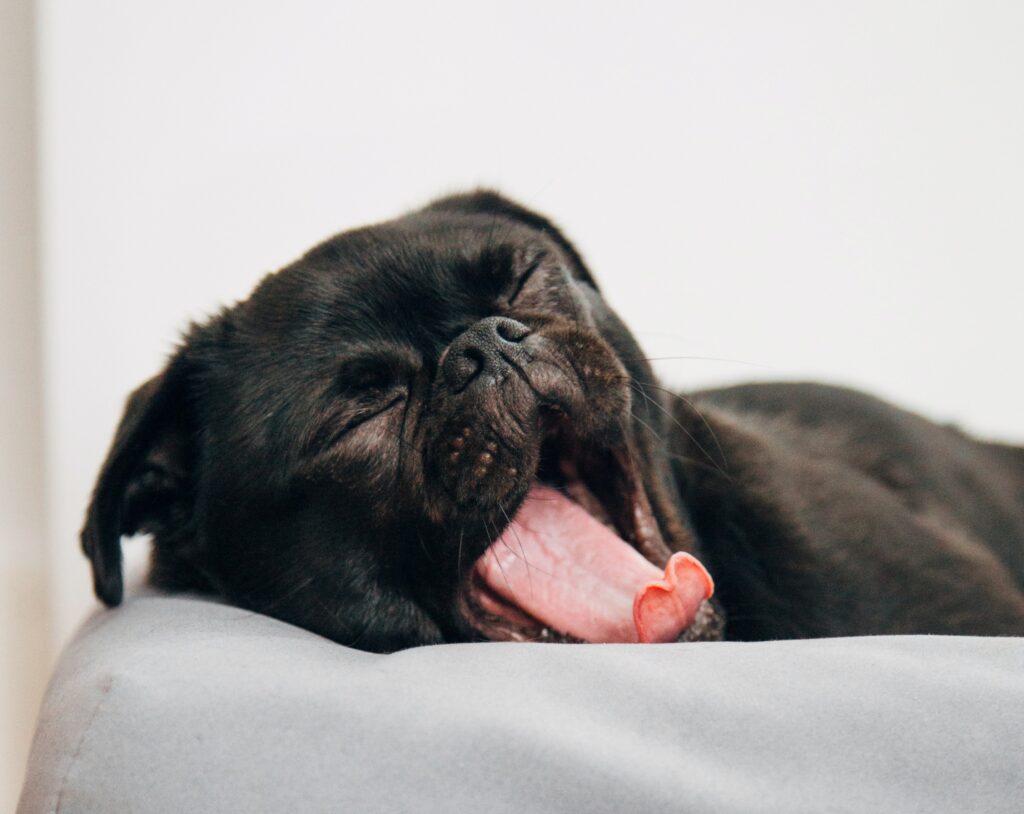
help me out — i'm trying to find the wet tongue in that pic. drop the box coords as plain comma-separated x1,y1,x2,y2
474,485,714,643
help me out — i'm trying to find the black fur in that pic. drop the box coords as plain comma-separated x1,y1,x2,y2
82,191,1024,650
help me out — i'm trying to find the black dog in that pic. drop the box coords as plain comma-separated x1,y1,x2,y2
82,191,1024,651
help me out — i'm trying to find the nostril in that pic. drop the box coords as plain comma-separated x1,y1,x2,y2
495,318,530,344
449,348,483,389
442,317,529,393
461,346,485,367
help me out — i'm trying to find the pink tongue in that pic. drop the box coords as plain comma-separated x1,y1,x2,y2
474,485,714,643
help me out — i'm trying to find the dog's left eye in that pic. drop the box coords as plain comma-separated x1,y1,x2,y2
508,258,544,305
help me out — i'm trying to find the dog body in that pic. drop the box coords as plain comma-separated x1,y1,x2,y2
82,192,1024,650
673,383,1024,637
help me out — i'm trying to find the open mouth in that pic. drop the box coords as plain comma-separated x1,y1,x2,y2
463,409,715,643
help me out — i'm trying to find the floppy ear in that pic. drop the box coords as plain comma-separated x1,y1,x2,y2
81,351,197,606
424,189,599,290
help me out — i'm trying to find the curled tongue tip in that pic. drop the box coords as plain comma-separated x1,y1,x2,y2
633,552,715,644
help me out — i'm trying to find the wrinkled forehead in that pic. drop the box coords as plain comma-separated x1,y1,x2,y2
241,217,544,351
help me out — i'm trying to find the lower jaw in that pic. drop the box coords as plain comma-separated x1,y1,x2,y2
457,479,718,644
459,582,724,644
458,576,583,643
448,412,715,643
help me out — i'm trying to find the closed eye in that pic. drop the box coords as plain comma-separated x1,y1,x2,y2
304,351,415,453
339,392,406,434
311,392,406,454
507,257,544,305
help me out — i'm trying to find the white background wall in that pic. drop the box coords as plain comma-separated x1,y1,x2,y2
4,1,1023,806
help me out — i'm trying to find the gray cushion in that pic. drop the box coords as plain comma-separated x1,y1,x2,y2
19,592,1024,813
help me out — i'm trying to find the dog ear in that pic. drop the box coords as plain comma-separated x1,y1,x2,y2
424,189,599,290
80,350,197,606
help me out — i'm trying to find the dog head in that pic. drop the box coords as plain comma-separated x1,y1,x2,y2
82,191,721,651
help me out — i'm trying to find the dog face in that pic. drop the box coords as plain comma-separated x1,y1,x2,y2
83,191,719,651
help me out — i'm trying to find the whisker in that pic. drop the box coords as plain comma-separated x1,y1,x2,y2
630,402,728,482
530,481,574,498
483,519,517,602
666,451,736,479
498,502,534,596
487,543,517,602
632,380,730,475
623,354,767,368
669,390,730,474
614,413,645,476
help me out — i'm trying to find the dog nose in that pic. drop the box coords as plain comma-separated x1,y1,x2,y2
442,317,531,392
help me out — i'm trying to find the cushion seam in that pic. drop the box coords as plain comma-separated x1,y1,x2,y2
52,674,114,814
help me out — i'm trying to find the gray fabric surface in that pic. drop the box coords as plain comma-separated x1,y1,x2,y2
19,592,1024,814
